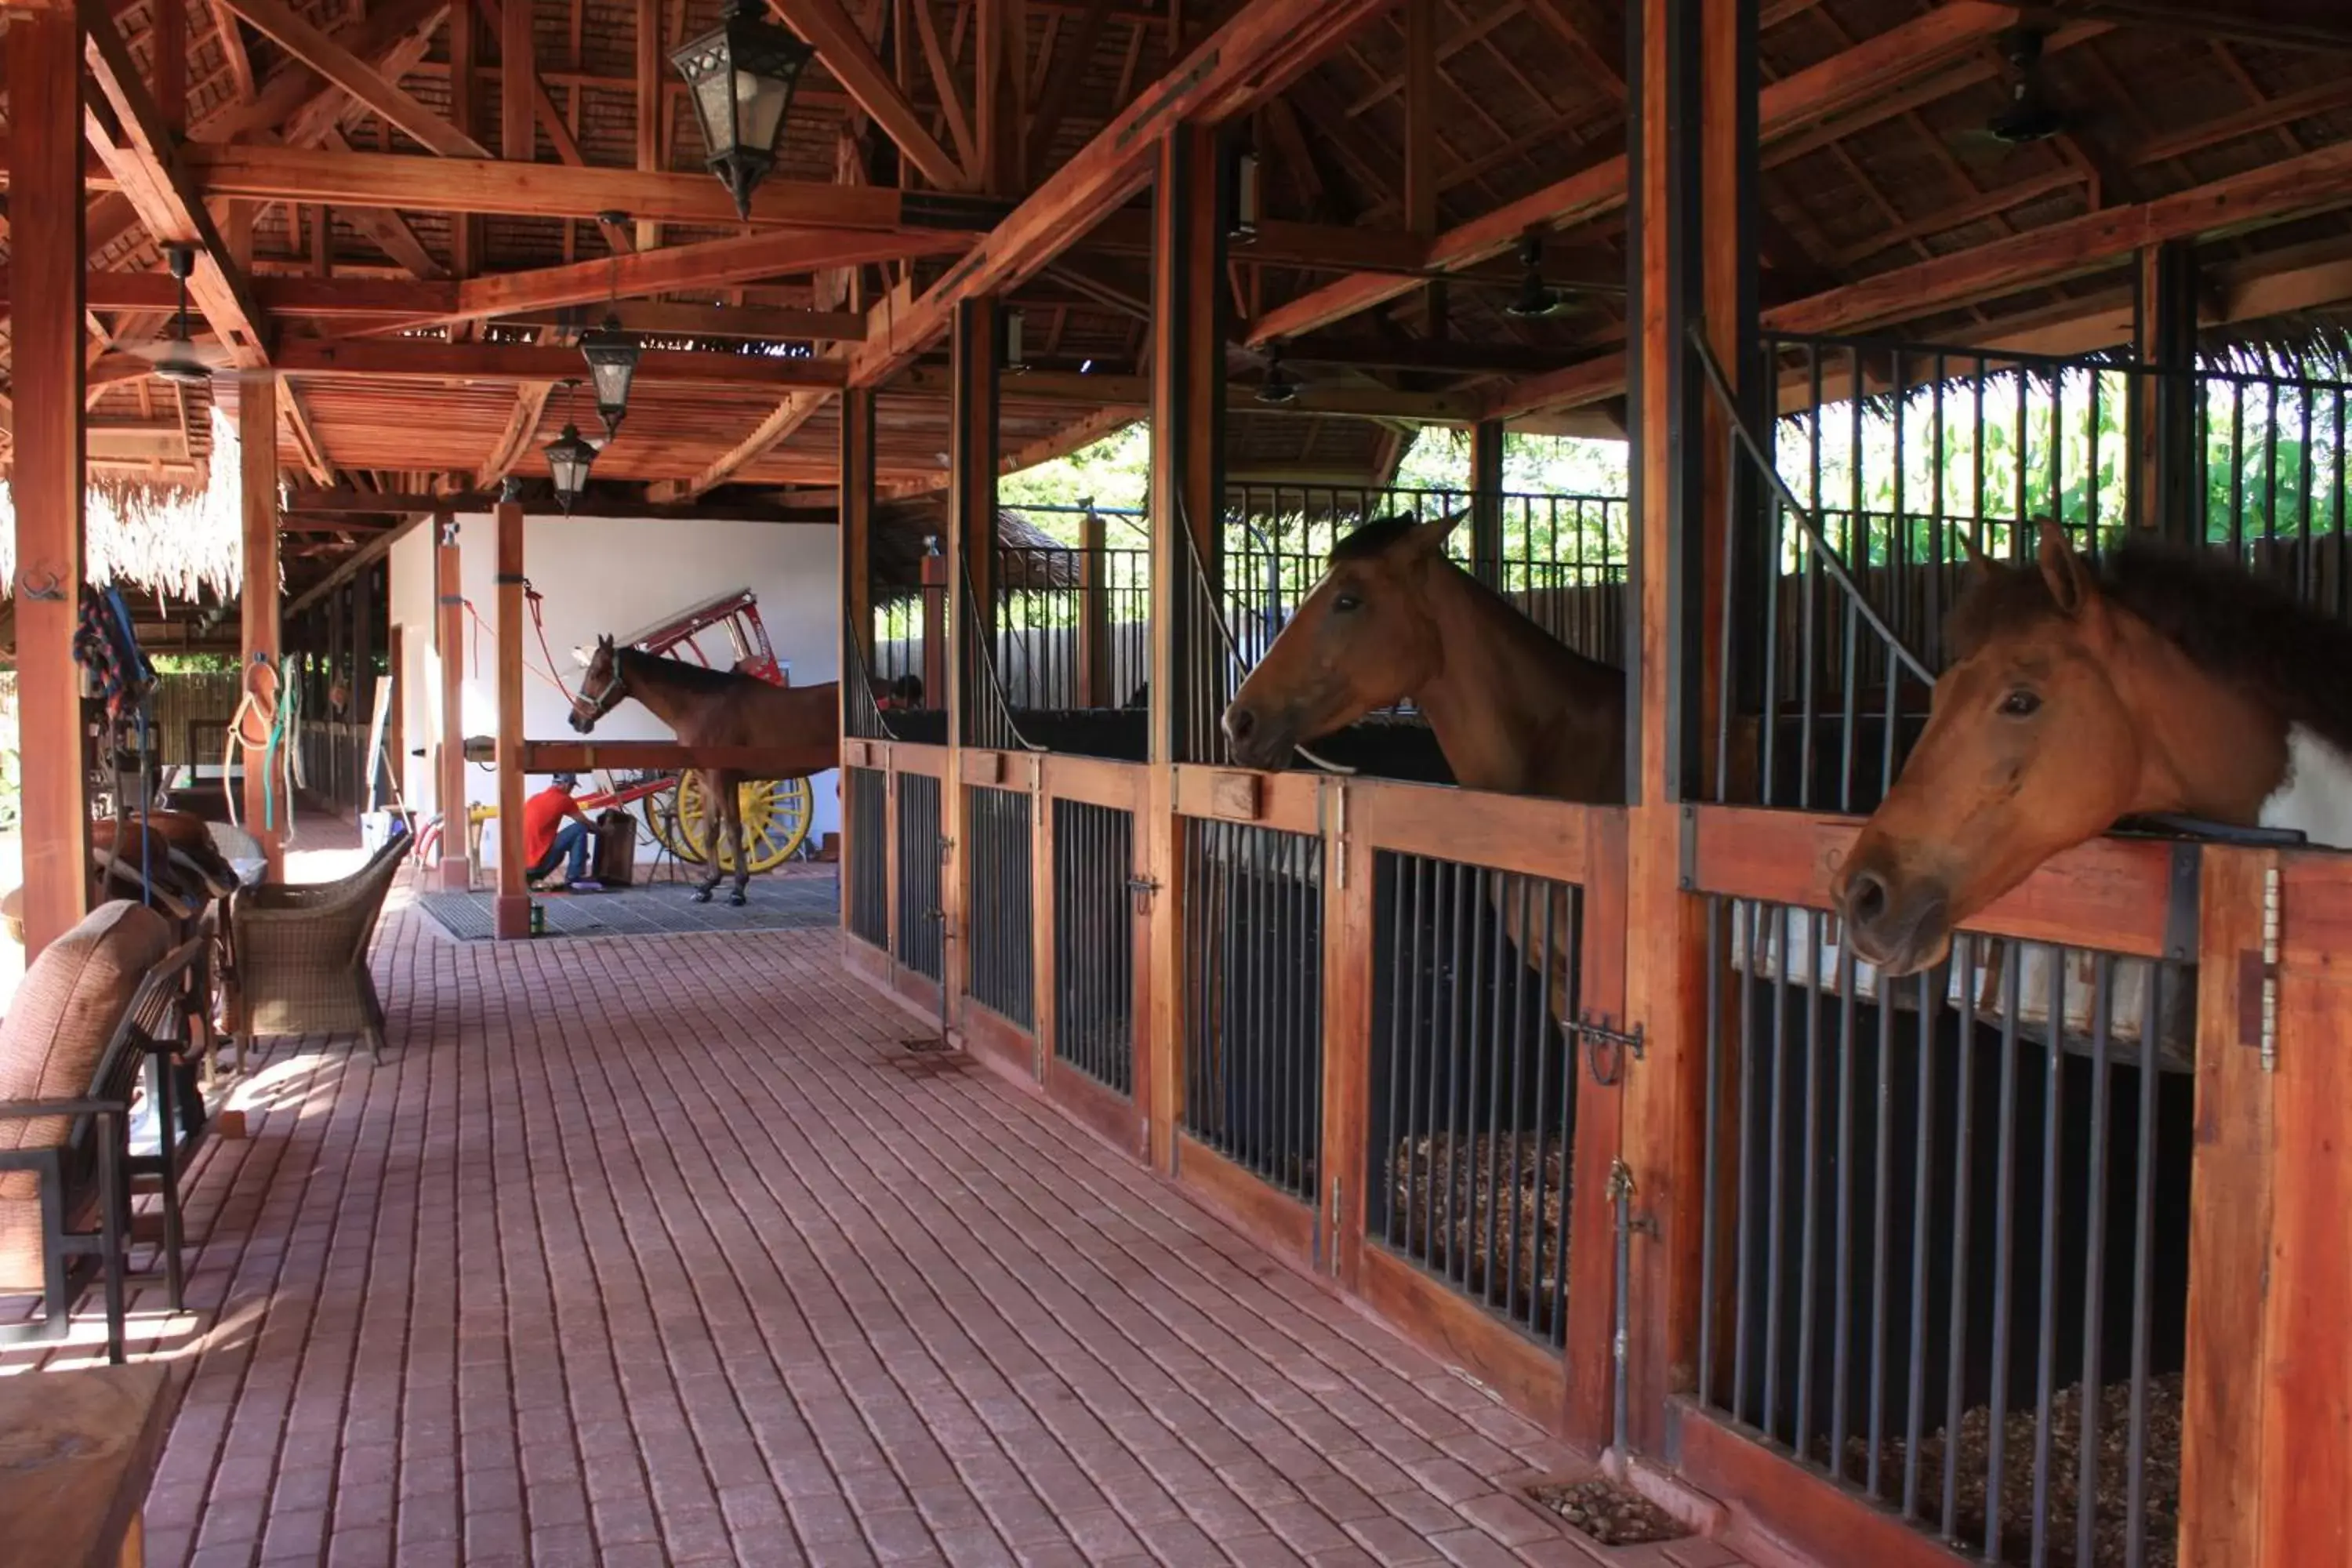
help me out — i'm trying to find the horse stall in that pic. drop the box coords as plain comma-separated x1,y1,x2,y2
1662,328,2352,1567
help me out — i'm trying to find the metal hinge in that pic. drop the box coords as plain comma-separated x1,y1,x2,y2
1329,1176,1345,1276
2260,864,2281,1073
1127,874,1163,915
1574,1014,1645,1087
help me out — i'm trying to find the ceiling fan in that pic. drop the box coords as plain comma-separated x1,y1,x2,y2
119,245,263,386
1948,26,2081,158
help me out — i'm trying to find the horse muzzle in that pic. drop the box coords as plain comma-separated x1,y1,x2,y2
1834,858,1953,978
1221,700,1295,771
568,710,593,734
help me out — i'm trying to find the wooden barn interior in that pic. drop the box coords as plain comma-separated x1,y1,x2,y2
6,0,2352,1564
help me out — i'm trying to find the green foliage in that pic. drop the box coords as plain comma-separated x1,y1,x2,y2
150,652,239,676
998,423,1150,544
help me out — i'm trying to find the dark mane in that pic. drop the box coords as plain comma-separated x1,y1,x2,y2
1328,514,1427,564
1949,536,2352,755
615,644,758,693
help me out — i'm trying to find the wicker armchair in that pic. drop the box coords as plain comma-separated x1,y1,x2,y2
227,835,410,1063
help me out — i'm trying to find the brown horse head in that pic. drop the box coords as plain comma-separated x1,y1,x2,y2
1831,520,2280,977
1222,513,1463,770
571,635,626,732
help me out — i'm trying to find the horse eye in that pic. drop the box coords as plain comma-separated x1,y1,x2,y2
2000,688,2042,717
1331,593,1363,614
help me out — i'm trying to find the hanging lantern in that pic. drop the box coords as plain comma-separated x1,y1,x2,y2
543,423,598,513
670,0,817,220
579,314,642,439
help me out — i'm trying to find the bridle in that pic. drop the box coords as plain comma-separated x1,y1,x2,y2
575,648,629,725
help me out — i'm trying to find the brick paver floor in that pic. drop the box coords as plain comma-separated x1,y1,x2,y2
2,873,1756,1568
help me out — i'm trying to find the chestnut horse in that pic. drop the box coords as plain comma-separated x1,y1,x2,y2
1222,513,1627,801
1833,520,2352,975
1222,513,1628,1022
571,638,839,905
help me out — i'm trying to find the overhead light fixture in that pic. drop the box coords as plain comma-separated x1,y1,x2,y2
579,314,641,440
1002,308,1030,374
670,0,818,220
1257,345,1298,406
155,245,210,387
543,380,597,513
1230,149,1261,243
1505,233,1565,320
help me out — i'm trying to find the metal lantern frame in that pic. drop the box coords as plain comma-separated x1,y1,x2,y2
670,0,818,219
579,315,641,439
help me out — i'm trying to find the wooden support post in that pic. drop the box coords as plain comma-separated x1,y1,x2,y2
451,0,479,278
919,550,947,713
1145,122,1227,1174
945,297,1000,1017
975,0,1023,195
434,511,473,890
2142,239,2199,544
1469,416,1505,587
353,563,376,811
327,578,347,805
1076,508,1109,709
493,499,529,937
240,376,285,883
840,385,874,941
10,10,91,956
1618,0,1755,1460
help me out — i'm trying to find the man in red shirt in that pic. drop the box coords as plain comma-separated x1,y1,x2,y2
523,773,602,891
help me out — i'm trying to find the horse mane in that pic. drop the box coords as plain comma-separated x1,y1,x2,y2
1328,514,1425,564
615,644,755,693
1949,535,2352,755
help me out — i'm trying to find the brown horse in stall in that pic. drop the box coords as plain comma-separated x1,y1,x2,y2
571,638,840,906
1832,519,2352,975
1221,512,1628,1020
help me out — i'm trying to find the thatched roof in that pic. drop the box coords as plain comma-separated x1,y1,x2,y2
0,405,246,604
872,501,1085,598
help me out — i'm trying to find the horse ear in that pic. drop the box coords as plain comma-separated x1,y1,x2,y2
1409,510,1467,557
2034,518,2096,617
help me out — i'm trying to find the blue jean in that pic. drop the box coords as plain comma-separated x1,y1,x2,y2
528,820,592,882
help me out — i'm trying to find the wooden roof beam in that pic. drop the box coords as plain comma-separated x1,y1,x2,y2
214,0,491,157
477,382,554,485
1246,0,2031,346
2037,0,2352,51
645,390,831,502
169,143,1007,231
1521,0,1626,101
270,337,855,387
450,227,969,321
771,0,970,191
848,0,1402,387
79,0,270,366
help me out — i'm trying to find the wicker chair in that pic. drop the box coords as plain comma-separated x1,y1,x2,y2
227,835,411,1064
0,903,201,1363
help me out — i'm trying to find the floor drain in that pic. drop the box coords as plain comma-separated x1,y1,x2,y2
1526,1478,1691,1547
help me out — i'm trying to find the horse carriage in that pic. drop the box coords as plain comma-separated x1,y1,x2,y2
572,588,817,874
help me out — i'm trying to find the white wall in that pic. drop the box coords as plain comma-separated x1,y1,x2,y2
388,513,840,867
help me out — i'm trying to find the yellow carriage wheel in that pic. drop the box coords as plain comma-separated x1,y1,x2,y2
668,774,815,873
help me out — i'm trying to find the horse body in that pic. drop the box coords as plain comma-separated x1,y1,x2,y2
1835,520,2352,975
572,640,839,904
1221,514,1628,1025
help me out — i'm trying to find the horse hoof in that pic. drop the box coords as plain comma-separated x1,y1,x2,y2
691,888,713,904
728,891,747,908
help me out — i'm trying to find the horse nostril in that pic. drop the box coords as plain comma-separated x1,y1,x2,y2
1225,706,1256,742
1846,869,1889,927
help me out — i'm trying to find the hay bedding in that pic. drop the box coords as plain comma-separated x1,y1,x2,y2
1388,1131,1570,1324
1841,1374,2182,1568
1526,1479,1690,1546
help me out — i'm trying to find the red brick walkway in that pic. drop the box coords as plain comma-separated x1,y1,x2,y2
8,900,1754,1568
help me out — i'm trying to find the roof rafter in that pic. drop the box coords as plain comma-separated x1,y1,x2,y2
214,0,491,157
773,0,970,191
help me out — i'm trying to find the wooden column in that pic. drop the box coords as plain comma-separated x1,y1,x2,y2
2141,240,2199,544
434,513,472,891
9,9,89,955
450,0,480,278
840,386,874,941
501,0,535,162
1076,508,1109,709
240,375,285,883
1469,417,1505,587
1145,122,1227,1174
918,550,947,710
353,565,377,811
492,500,529,937
943,297,1000,1018
1619,0,1755,1459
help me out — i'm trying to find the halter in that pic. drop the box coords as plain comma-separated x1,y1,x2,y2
576,648,630,724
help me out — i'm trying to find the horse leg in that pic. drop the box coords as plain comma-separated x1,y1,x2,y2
691,770,725,902
727,781,750,906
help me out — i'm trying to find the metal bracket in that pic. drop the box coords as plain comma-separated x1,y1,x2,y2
2162,841,2201,963
1678,802,1698,891
1575,1014,1645,1087
2260,864,2281,1073
1127,874,1163,916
